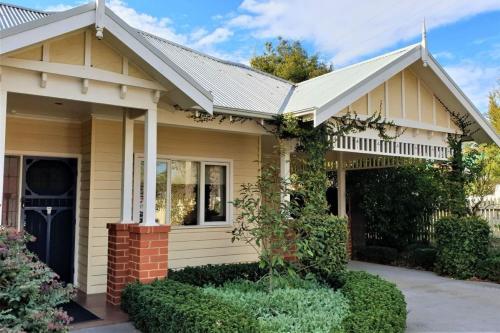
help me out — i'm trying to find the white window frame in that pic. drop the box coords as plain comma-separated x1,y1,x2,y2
133,154,233,227
200,161,231,226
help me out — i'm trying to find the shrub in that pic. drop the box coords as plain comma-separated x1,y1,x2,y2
168,262,266,287
403,245,437,270
121,279,261,333
0,227,74,332
203,277,349,333
298,215,348,275
335,271,406,333
356,245,398,265
475,252,500,283
435,216,490,279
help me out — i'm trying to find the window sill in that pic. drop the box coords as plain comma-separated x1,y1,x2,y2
170,224,233,230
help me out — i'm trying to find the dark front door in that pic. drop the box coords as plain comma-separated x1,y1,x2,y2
22,157,77,283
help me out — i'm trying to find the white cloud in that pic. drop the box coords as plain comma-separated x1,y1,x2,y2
229,0,500,65
445,61,500,112
106,0,187,43
45,4,75,11
192,28,233,49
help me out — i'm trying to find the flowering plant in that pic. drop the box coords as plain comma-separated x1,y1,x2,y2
0,227,74,332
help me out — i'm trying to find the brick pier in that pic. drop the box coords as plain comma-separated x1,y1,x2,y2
106,223,170,305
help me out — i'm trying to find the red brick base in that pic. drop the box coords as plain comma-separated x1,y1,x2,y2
106,223,170,305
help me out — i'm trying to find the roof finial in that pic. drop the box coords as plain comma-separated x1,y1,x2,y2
95,0,105,39
421,18,429,67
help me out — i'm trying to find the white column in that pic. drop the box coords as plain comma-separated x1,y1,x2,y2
280,142,292,203
337,152,347,217
120,109,134,223
0,90,6,226
142,107,157,226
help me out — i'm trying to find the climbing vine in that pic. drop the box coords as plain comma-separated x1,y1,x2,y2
436,97,479,216
269,110,397,274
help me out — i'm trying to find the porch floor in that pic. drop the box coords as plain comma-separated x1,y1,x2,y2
69,292,131,331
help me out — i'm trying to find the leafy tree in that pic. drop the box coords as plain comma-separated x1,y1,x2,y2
463,143,500,214
488,85,500,133
250,38,332,83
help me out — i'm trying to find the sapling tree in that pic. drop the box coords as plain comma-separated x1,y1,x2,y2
232,164,300,290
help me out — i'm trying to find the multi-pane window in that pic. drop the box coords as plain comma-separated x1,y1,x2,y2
134,157,230,226
2,156,20,228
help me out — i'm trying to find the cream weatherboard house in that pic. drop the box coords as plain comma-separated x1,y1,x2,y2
0,1,498,303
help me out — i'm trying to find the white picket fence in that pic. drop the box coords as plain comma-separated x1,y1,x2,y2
470,198,500,237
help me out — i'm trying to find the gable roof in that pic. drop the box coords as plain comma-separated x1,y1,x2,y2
284,44,420,116
0,1,498,145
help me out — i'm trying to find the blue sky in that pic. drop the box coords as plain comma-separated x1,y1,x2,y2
9,0,500,113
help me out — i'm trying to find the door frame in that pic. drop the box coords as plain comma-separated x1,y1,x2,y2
5,150,81,288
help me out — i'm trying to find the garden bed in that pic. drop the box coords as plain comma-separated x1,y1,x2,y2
122,263,407,333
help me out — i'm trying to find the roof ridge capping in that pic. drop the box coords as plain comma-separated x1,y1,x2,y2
297,43,421,87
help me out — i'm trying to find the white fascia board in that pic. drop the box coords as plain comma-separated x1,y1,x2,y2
0,3,96,54
426,55,500,146
314,46,421,127
104,8,213,114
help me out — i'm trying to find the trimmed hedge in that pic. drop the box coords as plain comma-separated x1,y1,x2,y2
356,246,398,265
169,263,407,333
403,245,437,270
435,216,490,279
475,252,500,283
121,279,260,333
334,271,407,333
168,262,266,287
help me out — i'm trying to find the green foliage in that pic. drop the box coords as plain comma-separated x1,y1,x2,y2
0,227,74,332
462,143,500,214
299,215,348,274
488,85,500,133
350,164,444,250
356,246,398,265
475,251,500,283
335,271,407,333
121,279,261,333
435,216,491,279
161,263,407,333
203,278,349,333
250,38,332,83
404,246,437,270
168,262,266,287
232,164,300,288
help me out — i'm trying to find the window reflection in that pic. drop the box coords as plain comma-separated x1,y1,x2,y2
171,161,199,226
204,165,227,222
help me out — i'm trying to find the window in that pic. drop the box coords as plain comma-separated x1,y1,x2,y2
134,157,230,226
171,161,199,226
136,160,168,224
203,164,227,223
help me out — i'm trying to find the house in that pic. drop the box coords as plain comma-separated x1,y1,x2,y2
1,1,498,305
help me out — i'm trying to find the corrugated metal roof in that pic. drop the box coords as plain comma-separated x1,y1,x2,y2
140,32,293,115
284,44,420,114
0,2,418,118
0,2,48,30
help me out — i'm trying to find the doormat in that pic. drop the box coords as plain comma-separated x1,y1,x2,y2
62,300,100,324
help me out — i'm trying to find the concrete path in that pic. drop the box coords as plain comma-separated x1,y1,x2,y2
348,261,500,333
73,322,138,333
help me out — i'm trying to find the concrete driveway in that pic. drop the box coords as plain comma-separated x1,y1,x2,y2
348,261,500,333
